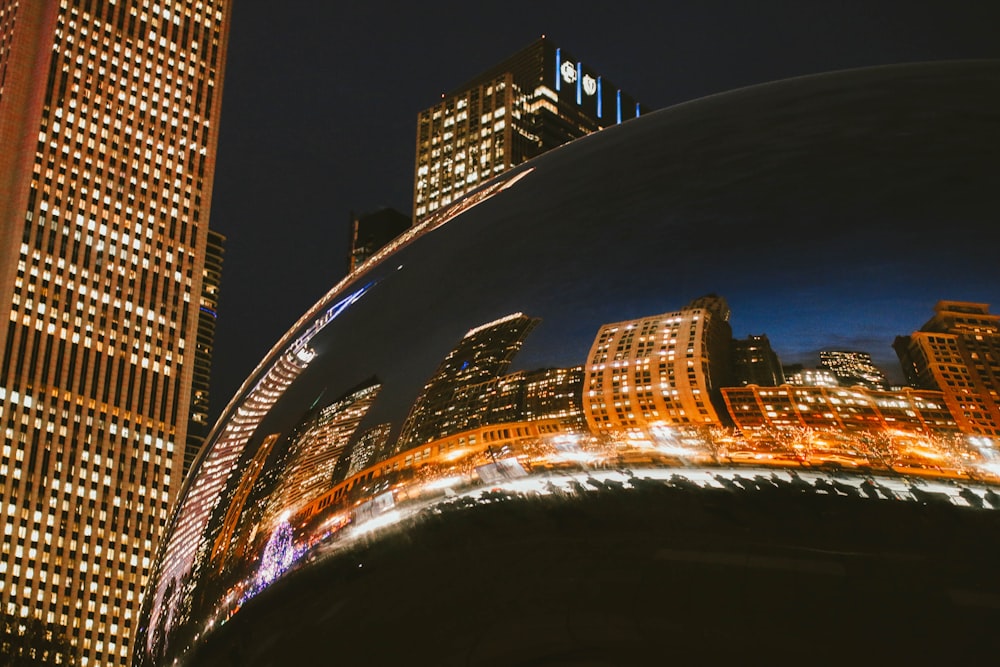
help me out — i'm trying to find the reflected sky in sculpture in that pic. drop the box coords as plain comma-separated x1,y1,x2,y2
297,61,998,432
136,62,1000,665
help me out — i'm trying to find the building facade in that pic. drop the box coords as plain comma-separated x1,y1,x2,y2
894,301,1000,436
347,208,410,274
522,366,585,426
783,366,840,387
722,385,958,435
584,295,734,432
184,227,224,477
345,423,391,479
413,37,645,221
818,350,890,390
732,334,784,387
0,2,231,664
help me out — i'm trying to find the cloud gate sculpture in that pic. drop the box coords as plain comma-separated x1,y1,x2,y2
136,61,1000,665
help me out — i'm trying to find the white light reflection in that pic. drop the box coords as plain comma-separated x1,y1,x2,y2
421,476,467,492
353,509,404,536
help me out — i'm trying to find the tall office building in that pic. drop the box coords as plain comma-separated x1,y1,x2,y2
0,2,231,665
413,36,646,221
894,301,1000,436
347,208,410,274
584,295,734,432
819,350,889,390
184,227,224,477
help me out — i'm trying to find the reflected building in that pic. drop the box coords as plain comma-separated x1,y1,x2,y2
346,423,392,479
151,345,315,646
732,334,784,386
148,285,368,655
133,62,1000,667
397,313,540,450
894,301,1000,436
784,366,840,387
819,350,890,390
265,380,381,526
209,433,281,569
447,365,586,433
413,37,645,221
722,385,958,435
523,366,586,426
584,295,734,431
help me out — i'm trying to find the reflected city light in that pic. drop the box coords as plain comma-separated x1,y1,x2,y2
135,61,1000,666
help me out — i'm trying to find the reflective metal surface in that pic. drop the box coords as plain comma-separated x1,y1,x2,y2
136,61,1000,665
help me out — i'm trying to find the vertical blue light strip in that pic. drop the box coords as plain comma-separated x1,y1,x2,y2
635,102,641,118
555,48,561,91
616,90,622,124
596,76,602,118
576,63,582,105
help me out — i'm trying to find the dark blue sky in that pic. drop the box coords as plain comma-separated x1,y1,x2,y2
206,0,1000,421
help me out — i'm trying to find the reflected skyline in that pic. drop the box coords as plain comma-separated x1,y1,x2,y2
145,291,1000,663
136,61,1000,666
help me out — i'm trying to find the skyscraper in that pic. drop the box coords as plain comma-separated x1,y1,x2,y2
0,2,231,664
584,295,734,432
818,350,889,390
413,36,645,221
185,228,224,477
894,301,1000,436
347,208,410,274
345,423,391,479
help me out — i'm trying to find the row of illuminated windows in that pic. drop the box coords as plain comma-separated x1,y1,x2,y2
10,274,185,364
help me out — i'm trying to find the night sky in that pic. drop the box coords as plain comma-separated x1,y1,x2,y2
205,0,1000,422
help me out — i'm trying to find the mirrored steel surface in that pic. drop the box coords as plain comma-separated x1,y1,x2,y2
135,61,1000,665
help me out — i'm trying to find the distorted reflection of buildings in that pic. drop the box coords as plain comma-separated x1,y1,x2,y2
184,295,1000,663
584,295,734,431
264,381,381,529
413,36,646,221
722,385,958,435
346,423,393,478
819,350,890,390
783,366,841,387
151,344,317,646
287,295,1000,541
895,301,1000,436
522,366,586,426
210,433,281,569
397,313,541,450
732,334,784,386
